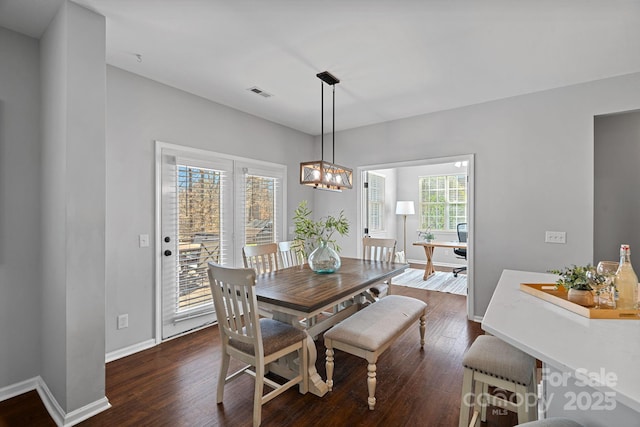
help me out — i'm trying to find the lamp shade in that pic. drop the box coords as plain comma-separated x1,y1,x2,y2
395,201,415,215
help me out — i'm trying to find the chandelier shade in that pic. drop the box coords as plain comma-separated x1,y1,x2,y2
300,71,353,192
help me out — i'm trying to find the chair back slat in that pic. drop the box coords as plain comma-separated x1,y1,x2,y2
363,237,397,262
242,243,279,274
278,241,304,268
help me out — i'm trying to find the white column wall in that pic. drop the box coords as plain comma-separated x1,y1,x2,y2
40,1,107,413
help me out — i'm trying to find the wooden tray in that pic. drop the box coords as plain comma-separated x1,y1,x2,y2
520,283,640,319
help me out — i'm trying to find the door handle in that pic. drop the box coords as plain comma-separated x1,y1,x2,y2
164,250,172,256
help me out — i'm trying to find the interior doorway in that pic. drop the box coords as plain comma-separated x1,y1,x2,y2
357,154,475,320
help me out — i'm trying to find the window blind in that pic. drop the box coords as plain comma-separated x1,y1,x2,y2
236,163,284,249
368,173,385,232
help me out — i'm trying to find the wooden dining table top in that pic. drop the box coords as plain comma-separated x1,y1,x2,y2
255,257,409,314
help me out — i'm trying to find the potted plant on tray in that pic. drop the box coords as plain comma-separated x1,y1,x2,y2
293,200,349,274
549,264,599,307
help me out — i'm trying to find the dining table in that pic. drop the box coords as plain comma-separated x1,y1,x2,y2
413,241,467,279
254,257,409,397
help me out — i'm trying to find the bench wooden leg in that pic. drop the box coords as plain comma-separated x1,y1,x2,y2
367,363,377,410
325,347,334,391
419,314,426,348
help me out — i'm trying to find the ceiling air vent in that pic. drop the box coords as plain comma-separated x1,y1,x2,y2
247,86,273,98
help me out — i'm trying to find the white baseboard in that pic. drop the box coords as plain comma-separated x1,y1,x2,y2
0,376,39,401
106,338,156,363
1,376,110,427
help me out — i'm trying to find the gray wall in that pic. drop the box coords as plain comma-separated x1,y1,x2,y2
105,66,315,353
594,111,640,263
314,72,640,317
0,26,42,387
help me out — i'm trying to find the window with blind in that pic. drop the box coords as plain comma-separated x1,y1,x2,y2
244,175,277,245
236,163,284,249
174,164,284,314
419,174,467,231
368,173,385,232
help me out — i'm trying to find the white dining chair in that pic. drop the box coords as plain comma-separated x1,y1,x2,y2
362,237,397,299
207,263,308,427
278,241,304,268
242,243,279,274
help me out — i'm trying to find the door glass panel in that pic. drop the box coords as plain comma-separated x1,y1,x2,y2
177,165,222,312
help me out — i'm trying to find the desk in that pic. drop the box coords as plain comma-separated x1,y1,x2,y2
482,270,640,426
255,257,408,397
413,241,467,279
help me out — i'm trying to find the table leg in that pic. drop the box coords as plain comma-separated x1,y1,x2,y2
422,246,436,280
271,311,328,397
305,334,328,396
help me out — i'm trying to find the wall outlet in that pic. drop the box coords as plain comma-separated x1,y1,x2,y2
545,231,566,244
139,234,149,248
117,314,129,329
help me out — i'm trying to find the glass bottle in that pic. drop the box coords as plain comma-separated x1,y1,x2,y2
614,244,638,310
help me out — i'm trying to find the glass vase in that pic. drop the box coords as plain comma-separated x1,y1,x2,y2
308,240,341,274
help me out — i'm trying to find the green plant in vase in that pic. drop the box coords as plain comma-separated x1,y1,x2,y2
293,200,349,273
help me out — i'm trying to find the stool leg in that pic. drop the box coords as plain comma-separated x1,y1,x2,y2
367,363,377,410
325,347,334,391
418,314,426,348
528,370,538,421
458,368,474,427
475,380,487,422
515,384,529,423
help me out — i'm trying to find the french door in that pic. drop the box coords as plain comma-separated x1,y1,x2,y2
157,142,285,340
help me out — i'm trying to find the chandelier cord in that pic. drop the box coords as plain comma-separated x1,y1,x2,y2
332,84,335,164
321,80,324,162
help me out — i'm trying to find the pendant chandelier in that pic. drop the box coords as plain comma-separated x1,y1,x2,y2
299,71,353,192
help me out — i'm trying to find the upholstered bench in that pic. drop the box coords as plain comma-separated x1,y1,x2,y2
324,295,427,410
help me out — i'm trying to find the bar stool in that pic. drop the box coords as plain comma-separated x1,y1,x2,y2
459,335,537,427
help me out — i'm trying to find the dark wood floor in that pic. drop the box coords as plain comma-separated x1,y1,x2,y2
0,284,517,427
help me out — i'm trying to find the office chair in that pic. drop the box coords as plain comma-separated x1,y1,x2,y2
453,223,467,277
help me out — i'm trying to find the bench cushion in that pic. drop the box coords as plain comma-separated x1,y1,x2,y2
324,295,426,351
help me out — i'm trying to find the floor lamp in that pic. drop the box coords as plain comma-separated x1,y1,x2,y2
395,201,415,255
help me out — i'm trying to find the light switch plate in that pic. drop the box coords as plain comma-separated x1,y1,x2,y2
139,234,149,247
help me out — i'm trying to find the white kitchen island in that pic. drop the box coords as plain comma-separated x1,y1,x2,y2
482,269,640,427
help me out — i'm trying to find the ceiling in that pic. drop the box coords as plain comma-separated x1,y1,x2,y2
2,0,640,135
